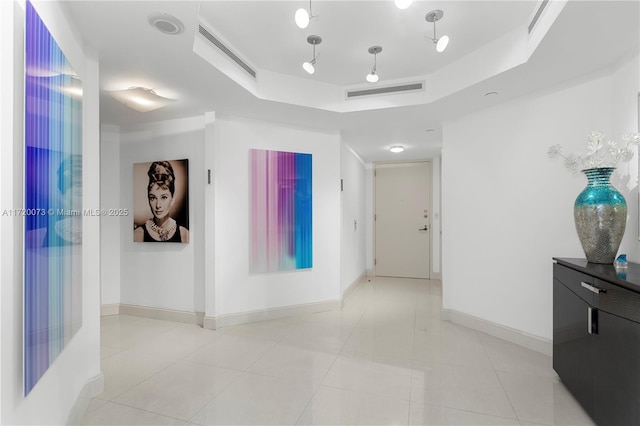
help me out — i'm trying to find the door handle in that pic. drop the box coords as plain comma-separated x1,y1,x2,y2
418,226,428,231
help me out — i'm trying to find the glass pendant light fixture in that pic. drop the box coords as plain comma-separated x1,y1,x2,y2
426,10,449,53
302,35,322,75
295,0,316,29
366,46,382,83
394,0,413,9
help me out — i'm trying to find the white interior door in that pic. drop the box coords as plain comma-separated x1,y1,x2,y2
375,162,431,278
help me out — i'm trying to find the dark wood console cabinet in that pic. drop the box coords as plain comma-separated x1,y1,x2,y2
553,258,640,425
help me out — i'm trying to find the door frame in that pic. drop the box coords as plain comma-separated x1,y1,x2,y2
373,160,432,279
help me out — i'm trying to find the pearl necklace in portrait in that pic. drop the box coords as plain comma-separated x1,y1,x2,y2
146,218,176,241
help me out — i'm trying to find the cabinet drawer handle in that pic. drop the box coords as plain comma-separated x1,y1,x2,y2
581,282,605,294
587,307,599,334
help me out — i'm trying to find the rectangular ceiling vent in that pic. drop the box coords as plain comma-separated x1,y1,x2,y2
346,82,424,99
198,24,256,79
528,0,549,34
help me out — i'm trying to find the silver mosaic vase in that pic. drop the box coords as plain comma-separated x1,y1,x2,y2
574,167,627,264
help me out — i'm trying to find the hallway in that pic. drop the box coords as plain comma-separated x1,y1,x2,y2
81,278,592,425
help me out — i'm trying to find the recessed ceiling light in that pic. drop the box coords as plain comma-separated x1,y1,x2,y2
389,146,405,153
148,12,184,35
485,91,499,97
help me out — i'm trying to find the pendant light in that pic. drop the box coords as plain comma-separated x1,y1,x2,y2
426,10,449,53
295,0,316,29
302,35,322,75
366,46,382,83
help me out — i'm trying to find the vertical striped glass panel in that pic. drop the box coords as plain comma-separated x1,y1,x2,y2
24,0,83,395
250,149,312,273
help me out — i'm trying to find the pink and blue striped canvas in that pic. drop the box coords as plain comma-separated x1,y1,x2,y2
24,0,83,395
250,149,312,273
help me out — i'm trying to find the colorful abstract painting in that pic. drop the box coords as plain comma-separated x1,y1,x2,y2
24,0,83,395
250,149,312,272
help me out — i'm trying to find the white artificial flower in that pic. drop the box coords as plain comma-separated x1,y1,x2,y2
623,133,640,145
547,144,562,158
563,154,580,174
585,131,604,154
549,131,640,173
621,148,634,162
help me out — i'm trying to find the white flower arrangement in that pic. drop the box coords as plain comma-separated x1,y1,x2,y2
548,131,640,173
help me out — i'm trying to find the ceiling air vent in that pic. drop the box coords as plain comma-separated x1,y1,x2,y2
346,82,424,99
198,24,256,79
528,0,549,34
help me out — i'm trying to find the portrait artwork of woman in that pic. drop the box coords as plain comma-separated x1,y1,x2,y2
134,160,189,243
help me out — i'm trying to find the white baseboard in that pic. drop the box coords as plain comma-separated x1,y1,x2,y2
119,304,204,326
342,273,366,303
203,315,216,330
100,304,119,317
66,372,104,425
203,299,341,330
442,309,552,356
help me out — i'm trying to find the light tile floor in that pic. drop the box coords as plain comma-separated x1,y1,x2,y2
80,277,595,425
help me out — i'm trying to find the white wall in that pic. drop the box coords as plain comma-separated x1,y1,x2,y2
109,112,358,324
442,54,640,342
365,166,375,274
340,144,367,294
203,113,217,322
611,55,640,252
0,1,102,423
101,125,121,308
118,117,205,313
209,115,341,319
431,157,442,276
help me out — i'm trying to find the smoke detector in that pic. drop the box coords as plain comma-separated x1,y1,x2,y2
148,12,184,35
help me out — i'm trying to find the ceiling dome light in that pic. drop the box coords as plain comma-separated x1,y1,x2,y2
302,35,321,75
389,146,405,153
426,10,449,53
303,61,315,74
366,46,382,83
295,8,310,28
436,35,449,53
394,0,413,9
109,87,177,113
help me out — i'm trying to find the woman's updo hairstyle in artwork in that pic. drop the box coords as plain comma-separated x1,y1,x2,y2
147,161,175,196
